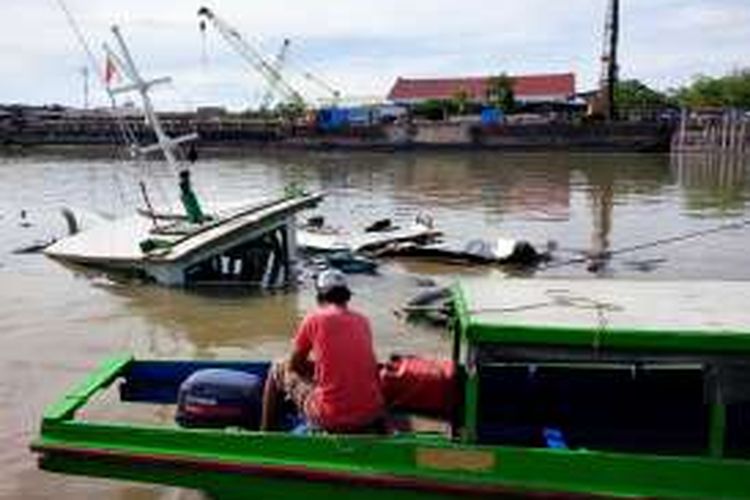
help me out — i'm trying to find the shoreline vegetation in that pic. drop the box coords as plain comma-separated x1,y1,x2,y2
613,69,750,113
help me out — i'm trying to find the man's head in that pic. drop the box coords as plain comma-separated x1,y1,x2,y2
315,269,351,305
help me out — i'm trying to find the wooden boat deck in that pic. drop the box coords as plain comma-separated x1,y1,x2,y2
45,194,323,266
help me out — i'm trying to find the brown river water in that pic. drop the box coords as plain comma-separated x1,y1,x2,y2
1,150,749,498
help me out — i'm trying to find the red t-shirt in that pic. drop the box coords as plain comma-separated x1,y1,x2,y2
293,304,384,431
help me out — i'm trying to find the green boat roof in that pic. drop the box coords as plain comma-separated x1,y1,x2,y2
453,279,750,354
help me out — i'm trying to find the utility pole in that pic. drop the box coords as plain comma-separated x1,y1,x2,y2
81,66,90,109
599,0,619,121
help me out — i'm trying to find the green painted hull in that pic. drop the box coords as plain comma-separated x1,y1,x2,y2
31,355,750,499
33,423,750,499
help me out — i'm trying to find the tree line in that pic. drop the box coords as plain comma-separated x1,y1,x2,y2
617,69,750,111
411,69,750,121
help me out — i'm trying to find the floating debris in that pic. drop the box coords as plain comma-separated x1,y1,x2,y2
364,218,399,233
19,210,32,228
398,286,453,326
298,220,440,254
377,237,548,267
623,257,667,273
13,239,57,254
310,250,378,274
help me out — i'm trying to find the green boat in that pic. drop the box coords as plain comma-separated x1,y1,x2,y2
31,280,750,499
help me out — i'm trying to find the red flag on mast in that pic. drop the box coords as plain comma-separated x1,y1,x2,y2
104,55,118,86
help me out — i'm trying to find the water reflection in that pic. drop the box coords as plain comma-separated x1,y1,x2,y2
97,265,450,361
268,152,575,221
672,152,750,215
101,283,305,358
586,179,614,273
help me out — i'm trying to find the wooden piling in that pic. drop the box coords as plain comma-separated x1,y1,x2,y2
740,119,747,154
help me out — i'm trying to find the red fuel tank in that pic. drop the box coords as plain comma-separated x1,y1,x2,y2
380,355,456,418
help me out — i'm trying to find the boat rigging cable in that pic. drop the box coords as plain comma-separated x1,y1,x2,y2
544,217,750,270
54,0,162,211
55,0,143,151
399,218,750,320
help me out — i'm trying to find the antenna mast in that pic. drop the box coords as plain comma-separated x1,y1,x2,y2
106,25,205,223
80,66,89,109
599,0,619,121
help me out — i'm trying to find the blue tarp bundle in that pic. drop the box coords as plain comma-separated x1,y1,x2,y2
481,107,504,125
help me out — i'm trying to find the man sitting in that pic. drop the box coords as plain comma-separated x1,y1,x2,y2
260,269,384,433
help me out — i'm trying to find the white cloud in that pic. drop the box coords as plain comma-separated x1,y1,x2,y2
0,0,747,108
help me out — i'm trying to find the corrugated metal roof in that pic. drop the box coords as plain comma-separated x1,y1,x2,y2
387,73,575,102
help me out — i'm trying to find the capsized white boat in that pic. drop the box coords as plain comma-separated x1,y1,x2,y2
46,194,323,286
45,25,322,288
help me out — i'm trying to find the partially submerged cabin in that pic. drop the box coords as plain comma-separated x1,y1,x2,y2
45,193,323,287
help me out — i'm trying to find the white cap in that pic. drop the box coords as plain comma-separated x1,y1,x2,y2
315,269,349,294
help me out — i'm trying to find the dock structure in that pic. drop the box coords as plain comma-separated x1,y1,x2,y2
0,107,284,147
0,108,675,152
672,109,749,155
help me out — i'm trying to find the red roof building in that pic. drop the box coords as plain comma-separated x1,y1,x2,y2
387,73,576,104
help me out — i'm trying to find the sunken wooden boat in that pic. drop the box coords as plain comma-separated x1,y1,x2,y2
45,193,323,287
42,26,324,288
31,279,750,499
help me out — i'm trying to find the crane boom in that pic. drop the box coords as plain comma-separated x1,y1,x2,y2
259,38,291,110
197,7,305,109
301,69,341,104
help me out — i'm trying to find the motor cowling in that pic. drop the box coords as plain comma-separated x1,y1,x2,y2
176,369,263,430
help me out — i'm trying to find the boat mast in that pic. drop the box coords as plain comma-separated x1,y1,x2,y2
106,25,205,223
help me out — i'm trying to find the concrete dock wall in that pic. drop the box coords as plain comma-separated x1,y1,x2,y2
0,112,674,153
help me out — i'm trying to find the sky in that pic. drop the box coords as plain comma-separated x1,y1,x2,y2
1,0,748,110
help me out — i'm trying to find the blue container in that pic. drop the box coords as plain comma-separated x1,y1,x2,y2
317,107,350,130
481,107,504,125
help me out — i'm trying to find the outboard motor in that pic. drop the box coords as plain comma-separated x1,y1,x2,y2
176,369,263,430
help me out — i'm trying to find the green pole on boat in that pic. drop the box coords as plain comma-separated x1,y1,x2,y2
179,169,205,223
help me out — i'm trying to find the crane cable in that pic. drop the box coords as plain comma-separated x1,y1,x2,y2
282,43,341,104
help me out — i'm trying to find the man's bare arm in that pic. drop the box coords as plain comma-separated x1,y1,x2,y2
289,347,314,378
